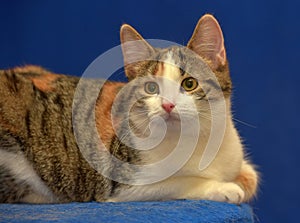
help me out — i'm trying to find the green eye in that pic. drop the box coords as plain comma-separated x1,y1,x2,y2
181,77,198,91
144,82,159,94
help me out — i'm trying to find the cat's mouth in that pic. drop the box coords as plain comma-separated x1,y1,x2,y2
147,111,182,126
162,112,181,122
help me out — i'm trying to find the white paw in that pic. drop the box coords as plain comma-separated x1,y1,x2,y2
205,182,245,204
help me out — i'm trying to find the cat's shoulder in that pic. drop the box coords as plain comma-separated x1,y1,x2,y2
1,65,56,78
9,65,50,74
0,65,76,92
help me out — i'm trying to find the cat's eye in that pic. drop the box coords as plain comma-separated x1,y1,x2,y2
144,82,159,94
181,77,198,91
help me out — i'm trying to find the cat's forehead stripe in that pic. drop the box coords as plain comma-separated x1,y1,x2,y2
154,62,164,76
154,62,181,80
162,63,181,81
154,50,181,80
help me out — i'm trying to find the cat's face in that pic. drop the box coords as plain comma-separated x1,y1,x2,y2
126,48,211,128
116,14,231,136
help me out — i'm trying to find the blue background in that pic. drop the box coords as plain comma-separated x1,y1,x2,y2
1,1,299,222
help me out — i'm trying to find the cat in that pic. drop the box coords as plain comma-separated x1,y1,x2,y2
0,14,258,204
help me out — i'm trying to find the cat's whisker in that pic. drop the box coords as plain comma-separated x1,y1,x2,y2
198,115,212,122
197,110,224,117
112,116,150,154
232,118,257,128
117,112,149,124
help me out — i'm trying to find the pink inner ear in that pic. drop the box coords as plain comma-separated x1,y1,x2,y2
216,47,226,66
122,40,152,65
120,24,155,79
187,14,226,69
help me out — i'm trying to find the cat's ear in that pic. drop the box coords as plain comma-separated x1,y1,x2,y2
187,14,226,69
120,24,155,79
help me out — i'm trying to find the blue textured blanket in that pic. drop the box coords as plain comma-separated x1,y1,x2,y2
0,200,253,223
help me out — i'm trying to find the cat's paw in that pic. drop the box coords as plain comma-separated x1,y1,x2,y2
205,182,245,204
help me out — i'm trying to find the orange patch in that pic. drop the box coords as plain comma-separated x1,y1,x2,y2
13,65,49,74
154,62,164,76
29,73,60,92
95,82,125,149
13,65,60,92
235,170,258,201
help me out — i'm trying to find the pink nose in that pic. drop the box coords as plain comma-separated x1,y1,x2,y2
162,103,175,113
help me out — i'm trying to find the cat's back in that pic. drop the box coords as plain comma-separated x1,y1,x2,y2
0,65,79,137
0,65,78,95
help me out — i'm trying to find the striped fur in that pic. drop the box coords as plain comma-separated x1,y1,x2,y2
0,67,135,202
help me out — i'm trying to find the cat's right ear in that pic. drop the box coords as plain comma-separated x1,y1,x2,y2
120,24,154,80
187,14,227,70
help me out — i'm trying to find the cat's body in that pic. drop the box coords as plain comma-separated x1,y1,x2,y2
0,14,258,204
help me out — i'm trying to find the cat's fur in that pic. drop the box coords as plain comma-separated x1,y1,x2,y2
0,14,258,203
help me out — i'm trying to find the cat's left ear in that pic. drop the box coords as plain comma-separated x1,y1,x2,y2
187,14,226,69
120,24,155,80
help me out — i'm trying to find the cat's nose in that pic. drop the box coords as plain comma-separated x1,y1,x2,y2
162,103,175,113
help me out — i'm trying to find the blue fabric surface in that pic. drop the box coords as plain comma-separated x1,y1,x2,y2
0,200,253,223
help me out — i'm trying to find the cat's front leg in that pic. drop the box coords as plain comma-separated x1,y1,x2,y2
183,163,258,203
108,177,246,204
169,178,247,204
192,181,245,204
234,160,258,201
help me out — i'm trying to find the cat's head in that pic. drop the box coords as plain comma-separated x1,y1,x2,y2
116,14,231,135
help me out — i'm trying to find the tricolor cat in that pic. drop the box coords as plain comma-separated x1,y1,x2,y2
0,14,258,203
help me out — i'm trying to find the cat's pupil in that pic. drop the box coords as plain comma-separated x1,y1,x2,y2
181,77,198,91
186,79,194,88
